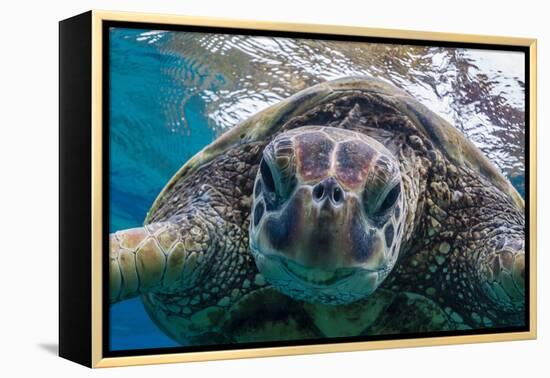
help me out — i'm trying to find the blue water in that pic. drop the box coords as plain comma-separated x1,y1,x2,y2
108,27,526,351
109,28,215,350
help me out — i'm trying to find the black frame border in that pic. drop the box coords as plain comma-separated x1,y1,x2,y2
101,20,531,359
59,11,93,367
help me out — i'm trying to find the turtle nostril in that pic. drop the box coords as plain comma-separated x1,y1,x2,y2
313,180,345,204
313,184,325,201
332,186,344,204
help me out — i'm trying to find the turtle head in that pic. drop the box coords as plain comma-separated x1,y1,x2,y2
249,126,405,305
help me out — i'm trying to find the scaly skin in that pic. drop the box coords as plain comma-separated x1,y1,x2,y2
383,135,525,328
249,126,406,305
109,83,525,345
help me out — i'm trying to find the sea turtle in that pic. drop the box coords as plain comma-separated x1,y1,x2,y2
109,76,525,345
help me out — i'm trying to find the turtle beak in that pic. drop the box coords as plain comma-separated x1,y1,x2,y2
257,176,385,273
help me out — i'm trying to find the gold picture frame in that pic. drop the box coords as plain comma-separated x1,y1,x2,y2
59,9,537,368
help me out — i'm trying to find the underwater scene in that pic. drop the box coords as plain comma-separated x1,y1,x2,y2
109,27,526,351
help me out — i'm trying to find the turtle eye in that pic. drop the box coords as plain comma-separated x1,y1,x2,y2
260,158,276,194
364,182,401,220
376,184,400,216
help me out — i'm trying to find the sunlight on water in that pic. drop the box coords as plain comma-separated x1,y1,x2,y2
109,27,525,350
161,32,525,181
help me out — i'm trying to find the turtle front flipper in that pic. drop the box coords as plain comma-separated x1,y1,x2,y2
109,215,218,304
386,155,526,328
478,236,525,314
444,188,526,324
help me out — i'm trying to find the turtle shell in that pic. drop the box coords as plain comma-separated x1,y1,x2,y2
145,76,523,223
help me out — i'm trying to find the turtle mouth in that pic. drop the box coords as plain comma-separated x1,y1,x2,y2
250,246,388,304
280,258,359,287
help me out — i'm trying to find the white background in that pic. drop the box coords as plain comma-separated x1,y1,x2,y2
0,0,547,376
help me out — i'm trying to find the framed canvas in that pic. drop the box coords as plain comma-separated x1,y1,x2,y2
59,10,537,368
